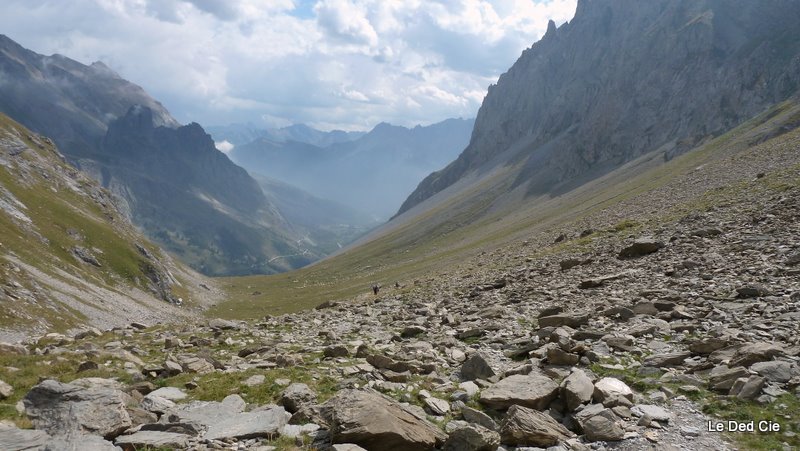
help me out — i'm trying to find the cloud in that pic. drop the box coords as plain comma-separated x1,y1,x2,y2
215,140,235,153
0,0,578,130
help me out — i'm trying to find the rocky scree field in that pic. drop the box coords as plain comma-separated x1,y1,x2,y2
0,103,799,449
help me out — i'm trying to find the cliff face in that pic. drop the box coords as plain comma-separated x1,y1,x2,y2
397,0,800,215
0,35,309,276
97,106,308,276
0,34,177,159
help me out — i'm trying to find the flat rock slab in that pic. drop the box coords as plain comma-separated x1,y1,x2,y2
205,407,288,441
632,404,674,423
115,430,190,449
321,389,446,451
163,394,246,428
147,386,186,401
479,374,559,410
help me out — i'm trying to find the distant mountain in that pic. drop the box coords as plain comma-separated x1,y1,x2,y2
206,122,365,147
93,105,312,276
0,113,218,339
254,174,380,256
397,0,800,217
0,34,311,276
227,118,475,219
0,35,177,159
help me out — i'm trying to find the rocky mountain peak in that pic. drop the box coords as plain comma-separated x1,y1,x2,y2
397,0,800,217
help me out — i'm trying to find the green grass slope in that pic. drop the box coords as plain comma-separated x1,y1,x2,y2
0,114,218,339
212,99,800,318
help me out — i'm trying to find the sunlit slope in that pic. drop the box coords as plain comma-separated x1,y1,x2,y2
211,99,800,319
0,114,217,339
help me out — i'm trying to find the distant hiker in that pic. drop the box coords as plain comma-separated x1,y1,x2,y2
372,284,380,295
395,281,401,289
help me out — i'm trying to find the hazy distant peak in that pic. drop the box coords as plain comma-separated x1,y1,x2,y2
89,60,119,77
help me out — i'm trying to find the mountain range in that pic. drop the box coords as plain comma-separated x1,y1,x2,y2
1,1,800,449
0,113,218,340
0,34,320,276
206,122,365,148
223,118,475,219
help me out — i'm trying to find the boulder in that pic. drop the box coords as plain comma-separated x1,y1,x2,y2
462,406,498,431
479,374,559,410
280,383,317,414
750,361,794,383
736,285,772,298
561,369,594,411
321,389,446,451
324,345,351,358
631,404,674,423
583,415,624,442
498,405,574,447
547,347,580,366
618,237,664,259
538,314,589,329
162,394,245,428
178,356,214,374
0,379,12,399
244,374,266,387
115,431,190,450
140,395,175,414
205,407,288,441
0,343,28,355
423,397,450,415
23,379,132,439
729,343,784,367
592,377,633,404
733,376,766,400
461,354,495,381
642,351,691,368
147,386,186,401
709,366,750,392
443,423,500,451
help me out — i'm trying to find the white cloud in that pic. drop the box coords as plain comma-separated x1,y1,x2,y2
215,140,235,153
0,0,577,130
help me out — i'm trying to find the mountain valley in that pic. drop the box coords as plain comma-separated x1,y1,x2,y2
0,0,799,450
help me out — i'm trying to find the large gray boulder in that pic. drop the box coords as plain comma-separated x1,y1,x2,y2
583,415,624,442
280,383,317,413
461,354,495,381
162,394,246,427
161,394,287,440
561,369,594,411
479,374,559,410
23,379,132,439
321,389,446,451
205,407,288,441
442,423,500,451
498,405,574,447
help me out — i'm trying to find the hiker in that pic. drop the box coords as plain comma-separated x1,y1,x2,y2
372,284,380,295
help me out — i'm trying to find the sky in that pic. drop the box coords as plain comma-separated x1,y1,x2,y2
1,0,577,131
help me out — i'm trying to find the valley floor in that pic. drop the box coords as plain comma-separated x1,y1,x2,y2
1,109,799,450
